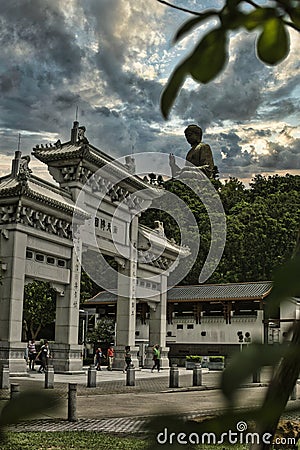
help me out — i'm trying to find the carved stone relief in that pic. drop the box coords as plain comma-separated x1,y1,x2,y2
0,205,72,239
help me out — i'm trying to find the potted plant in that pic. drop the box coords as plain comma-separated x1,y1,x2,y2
185,355,202,370
208,356,225,370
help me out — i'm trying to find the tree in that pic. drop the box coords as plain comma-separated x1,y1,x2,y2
141,174,300,284
23,281,56,341
157,0,300,118
80,269,99,303
86,317,115,345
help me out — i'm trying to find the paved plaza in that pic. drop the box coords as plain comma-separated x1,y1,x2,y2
1,367,299,434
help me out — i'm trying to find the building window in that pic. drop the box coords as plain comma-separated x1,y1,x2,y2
26,250,33,259
187,324,194,330
177,324,183,330
35,253,44,262
95,217,99,227
46,256,55,265
135,331,140,336
57,259,66,267
167,331,172,337
201,331,207,336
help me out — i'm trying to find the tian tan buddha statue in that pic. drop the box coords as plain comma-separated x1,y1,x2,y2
184,124,214,178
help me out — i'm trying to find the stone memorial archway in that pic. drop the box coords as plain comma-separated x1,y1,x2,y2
0,122,187,374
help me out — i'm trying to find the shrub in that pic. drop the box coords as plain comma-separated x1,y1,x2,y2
186,355,202,362
209,356,224,362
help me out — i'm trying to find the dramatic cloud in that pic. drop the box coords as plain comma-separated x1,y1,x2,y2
0,0,299,182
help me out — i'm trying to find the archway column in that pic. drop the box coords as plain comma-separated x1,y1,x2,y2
0,227,27,375
113,216,139,370
144,274,169,369
52,239,83,373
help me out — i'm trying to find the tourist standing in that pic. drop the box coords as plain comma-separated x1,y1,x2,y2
36,340,50,373
107,345,114,371
123,346,132,373
95,347,103,371
151,344,161,372
28,339,37,371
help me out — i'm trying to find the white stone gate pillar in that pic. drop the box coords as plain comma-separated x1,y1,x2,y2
53,241,82,373
145,275,169,369
114,216,139,370
0,228,27,374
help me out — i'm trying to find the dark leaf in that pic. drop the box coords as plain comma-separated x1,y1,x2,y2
189,28,228,83
266,255,300,316
257,17,290,65
220,343,298,403
244,7,277,31
173,12,217,43
289,6,300,27
160,62,189,119
0,391,60,426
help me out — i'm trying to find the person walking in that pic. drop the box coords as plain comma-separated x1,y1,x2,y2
36,340,50,373
95,347,103,371
28,339,37,371
151,344,161,372
107,345,114,371
123,346,132,373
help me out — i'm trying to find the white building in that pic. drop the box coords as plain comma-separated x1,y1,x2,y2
84,281,300,366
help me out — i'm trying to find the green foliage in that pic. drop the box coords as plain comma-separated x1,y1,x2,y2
86,316,115,344
23,281,56,340
189,28,228,83
1,432,145,449
141,174,300,285
80,269,99,303
257,17,289,64
158,0,300,117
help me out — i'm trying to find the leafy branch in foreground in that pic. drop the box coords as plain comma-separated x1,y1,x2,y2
145,256,300,450
158,0,300,118
0,391,60,442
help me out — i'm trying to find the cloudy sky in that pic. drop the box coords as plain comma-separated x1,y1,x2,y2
0,0,299,183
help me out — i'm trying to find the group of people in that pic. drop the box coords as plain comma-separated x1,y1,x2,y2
94,345,115,371
94,344,161,372
26,340,161,373
25,339,51,373
94,345,132,372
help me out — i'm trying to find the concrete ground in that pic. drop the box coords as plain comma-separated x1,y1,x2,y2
1,367,299,433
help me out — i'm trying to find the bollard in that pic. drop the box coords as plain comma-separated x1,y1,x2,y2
0,365,9,389
45,365,54,389
10,383,20,400
290,383,297,401
193,363,202,386
253,369,261,383
87,365,97,388
126,364,135,386
169,364,179,388
68,383,77,422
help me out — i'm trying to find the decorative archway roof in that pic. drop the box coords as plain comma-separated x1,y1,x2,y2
32,121,162,194
0,172,88,218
